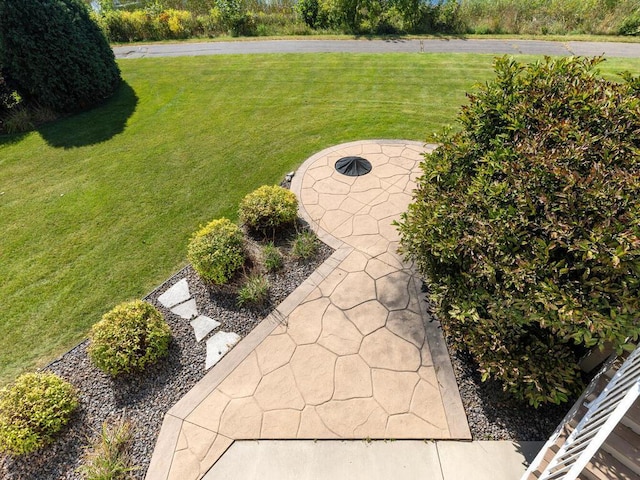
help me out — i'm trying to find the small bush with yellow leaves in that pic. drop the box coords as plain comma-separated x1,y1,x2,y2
0,372,78,455
88,300,171,376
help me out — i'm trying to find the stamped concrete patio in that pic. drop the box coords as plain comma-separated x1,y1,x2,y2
146,140,471,480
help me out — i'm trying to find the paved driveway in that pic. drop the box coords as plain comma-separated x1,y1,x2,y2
114,38,640,58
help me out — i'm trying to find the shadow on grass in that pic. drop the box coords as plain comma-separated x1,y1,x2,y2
37,80,138,149
0,130,27,146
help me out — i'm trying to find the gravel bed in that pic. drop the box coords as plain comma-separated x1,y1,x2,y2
0,236,333,480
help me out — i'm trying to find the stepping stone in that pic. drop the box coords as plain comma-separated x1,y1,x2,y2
206,331,241,369
158,278,191,308
171,298,198,319
190,315,221,342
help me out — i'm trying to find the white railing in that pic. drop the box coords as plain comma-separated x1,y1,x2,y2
523,342,640,480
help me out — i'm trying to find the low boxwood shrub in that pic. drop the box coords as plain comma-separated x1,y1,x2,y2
187,218,246,285
398,56,640,407
0,372,78,455
88,300,171,376
239,185,298,234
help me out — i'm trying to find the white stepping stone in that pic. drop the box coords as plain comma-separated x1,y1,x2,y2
190,315,221,342
205,331,241,369
158,278,191,309
170,298,198,320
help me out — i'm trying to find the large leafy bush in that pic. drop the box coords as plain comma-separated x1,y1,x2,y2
188,218,246,285
89,300,171,376
0,372,78,455
0,0,120,113
398,56,640,407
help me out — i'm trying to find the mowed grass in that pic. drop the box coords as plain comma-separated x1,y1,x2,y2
1,53,638,385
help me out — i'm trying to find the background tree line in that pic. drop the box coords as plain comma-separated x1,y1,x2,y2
86,0,640,41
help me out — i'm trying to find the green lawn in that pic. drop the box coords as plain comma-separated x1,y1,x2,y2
1,53,638,385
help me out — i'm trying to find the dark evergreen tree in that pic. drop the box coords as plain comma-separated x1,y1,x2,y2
0,0,120,113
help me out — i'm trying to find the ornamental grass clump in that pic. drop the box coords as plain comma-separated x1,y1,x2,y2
239,185,298,235
0,372,78,455
398,56,640,407
263,242,283,272
237,274,270,307
78,418,137,480
88,300,171,376
187,218,246,285
292,229,318,260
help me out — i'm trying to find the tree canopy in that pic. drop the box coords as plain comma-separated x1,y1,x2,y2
0,0,120,113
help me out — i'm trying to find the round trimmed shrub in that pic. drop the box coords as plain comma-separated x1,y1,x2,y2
187,218,245,285
398,56,640,407
0,372,78,455
0,0,121,113
88,300,171,376
239,185,298,233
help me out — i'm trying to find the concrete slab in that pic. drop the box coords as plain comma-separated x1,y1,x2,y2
201,440,542,480
205,332,241,369
436,441,543,480
171,298,198,320
158,278,191,309
203,440,444,480
190,315,221,342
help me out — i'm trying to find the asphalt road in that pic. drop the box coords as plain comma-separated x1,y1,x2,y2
113,38,640,59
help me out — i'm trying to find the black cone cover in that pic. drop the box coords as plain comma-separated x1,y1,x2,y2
335,156,372,176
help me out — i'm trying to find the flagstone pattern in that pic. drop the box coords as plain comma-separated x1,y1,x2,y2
146,140,471,480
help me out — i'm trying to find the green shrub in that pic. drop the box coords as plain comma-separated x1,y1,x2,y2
188,218,246,285
196,12,224,37
0,0,120,113
88,300,171,376
457,0,639,36
0,69,19,116
3,106,33,134
78,418,137,480
398,56,640,407
239,185,298,234
214,0,256,36
263,242,283,272
0,372,78,455
292,230,318,260
155,9,198,39
619,11,640,35
297,0,320,28
237,274,270,307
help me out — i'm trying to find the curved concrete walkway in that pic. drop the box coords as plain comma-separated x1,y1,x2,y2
146,140,470,480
